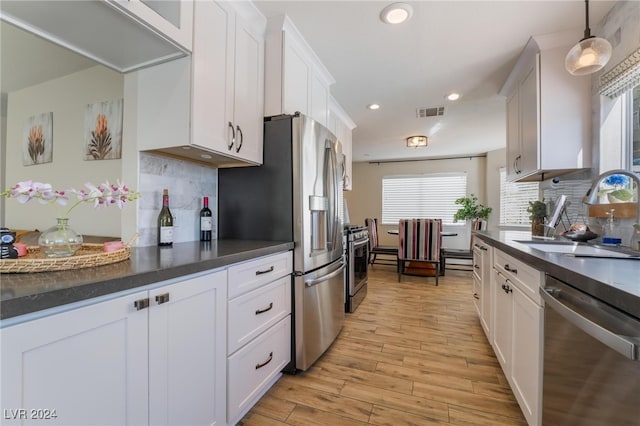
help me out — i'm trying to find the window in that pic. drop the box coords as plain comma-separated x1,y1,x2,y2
499,168,539,226
630,84,640,172
381,173,467,225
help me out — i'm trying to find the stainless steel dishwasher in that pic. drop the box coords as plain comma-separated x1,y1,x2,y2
541,276,640,426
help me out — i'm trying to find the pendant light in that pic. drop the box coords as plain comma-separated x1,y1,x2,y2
565,0,612,76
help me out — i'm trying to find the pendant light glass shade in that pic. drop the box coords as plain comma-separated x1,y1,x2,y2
566,36,612,76
565,0,612,76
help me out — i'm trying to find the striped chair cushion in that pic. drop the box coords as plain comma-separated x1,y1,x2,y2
398,219,442,261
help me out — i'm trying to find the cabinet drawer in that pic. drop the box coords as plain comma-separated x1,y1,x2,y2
228,276,291,355
227,315,291,422
472,275,481,317
228,251,292,299
473,247,482,281
494,249,543,303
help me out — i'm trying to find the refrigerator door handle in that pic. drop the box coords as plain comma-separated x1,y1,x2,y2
305,262,345,287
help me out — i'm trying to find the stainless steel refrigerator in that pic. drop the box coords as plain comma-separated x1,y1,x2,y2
218,113,345,371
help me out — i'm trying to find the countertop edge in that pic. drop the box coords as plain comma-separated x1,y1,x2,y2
1,240,294,322
474,231,640,319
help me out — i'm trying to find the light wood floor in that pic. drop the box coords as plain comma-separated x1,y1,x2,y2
239,265,527,426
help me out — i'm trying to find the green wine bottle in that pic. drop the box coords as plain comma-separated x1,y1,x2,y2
158,189,173,246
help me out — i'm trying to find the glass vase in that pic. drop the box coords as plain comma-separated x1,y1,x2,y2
38,218,83,257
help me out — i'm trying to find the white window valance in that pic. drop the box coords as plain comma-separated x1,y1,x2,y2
599,47,640,98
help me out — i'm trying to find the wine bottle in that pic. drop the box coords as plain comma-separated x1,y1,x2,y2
200,196,212,242
158,189,173,246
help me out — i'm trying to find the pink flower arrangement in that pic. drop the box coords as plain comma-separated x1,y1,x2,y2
1,180,140,218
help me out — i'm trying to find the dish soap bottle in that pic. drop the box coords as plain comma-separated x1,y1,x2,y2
631,224,640,252
601,209,622,246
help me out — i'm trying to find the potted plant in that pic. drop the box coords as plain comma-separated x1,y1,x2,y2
527,199,547,237
453,194,492,223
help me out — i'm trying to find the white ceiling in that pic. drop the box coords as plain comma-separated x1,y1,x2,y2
254,0,617,162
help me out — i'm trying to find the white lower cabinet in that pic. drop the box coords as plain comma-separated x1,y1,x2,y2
0,292,149,425
226,251,293,424
0,269,227,426
491,248,543,426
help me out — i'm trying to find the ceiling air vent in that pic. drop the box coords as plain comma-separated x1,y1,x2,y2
416,106,445,118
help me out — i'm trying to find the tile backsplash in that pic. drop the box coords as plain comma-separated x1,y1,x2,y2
543,178,635,246
137,152,217,246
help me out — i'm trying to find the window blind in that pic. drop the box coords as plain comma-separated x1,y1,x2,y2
599,47,640,98
499,168,539,226
381,173,467,225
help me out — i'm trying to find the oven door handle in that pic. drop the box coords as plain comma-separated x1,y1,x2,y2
541,286,640,361
353,238,369,248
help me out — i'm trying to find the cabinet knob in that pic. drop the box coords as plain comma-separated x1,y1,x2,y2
134,298,150,310
235,125,243,153
155,293,170,305
227,122,235,150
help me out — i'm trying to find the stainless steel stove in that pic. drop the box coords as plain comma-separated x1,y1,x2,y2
344,225,369,312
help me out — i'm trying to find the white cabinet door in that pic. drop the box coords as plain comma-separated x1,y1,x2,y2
192,0,234,155
506,89,521,180
232,11,265,164
149,270,227,426
0,292,149,426
511,284,543,426
283,36,310,116
518,60,539,178
492,271,512,370
310,73,329,126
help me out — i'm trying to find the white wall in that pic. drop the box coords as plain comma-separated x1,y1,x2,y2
4,66,124,236
345,156,487,250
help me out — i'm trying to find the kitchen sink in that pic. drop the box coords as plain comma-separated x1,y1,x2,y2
514,240,640,259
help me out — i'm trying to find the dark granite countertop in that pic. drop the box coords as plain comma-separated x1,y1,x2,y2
475,230,640,319
0,240,293,321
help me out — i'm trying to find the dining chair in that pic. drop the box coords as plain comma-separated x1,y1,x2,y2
398,218,442,285
365,218,398,267
440,219,484,275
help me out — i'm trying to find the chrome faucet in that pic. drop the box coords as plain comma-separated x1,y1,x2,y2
583,169,640,248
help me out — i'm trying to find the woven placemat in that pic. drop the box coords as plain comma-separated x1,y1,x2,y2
0,244,130,273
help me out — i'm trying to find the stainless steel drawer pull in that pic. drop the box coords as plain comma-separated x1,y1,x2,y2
155,293,170,305
504,264,518,274
255,266,274,275
255,352,273,370
134,298,150,310
255,302,274,315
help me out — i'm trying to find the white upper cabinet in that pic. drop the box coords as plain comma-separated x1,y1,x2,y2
0,0,192,73
264,15,335,127
329,95,357,191
500,31,592,182
135,0,266,167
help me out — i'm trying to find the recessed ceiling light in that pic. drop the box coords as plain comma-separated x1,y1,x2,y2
446,93,460,101
380,3,413,25
406,135,428,148
367,103,381,110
